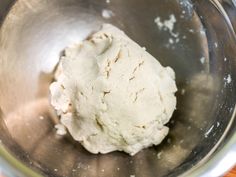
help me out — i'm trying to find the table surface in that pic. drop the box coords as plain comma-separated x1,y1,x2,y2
225,166,236,177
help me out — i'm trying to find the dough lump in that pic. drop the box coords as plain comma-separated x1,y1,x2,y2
50,24,177,155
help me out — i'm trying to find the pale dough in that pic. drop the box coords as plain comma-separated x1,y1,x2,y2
50,24,177,155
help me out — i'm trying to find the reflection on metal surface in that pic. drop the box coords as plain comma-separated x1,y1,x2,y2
0,0,235,177
208,146,236,176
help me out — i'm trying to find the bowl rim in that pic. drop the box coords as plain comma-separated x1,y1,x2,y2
182,0,236,175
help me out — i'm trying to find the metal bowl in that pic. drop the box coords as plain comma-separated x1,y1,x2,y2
0,0,236,176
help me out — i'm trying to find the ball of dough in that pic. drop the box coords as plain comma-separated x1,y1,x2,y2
50,24,177,156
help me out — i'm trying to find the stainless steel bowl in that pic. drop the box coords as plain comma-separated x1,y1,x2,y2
0,0,236,177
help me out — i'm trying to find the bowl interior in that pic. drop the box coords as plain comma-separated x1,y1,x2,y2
0,0,235,177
